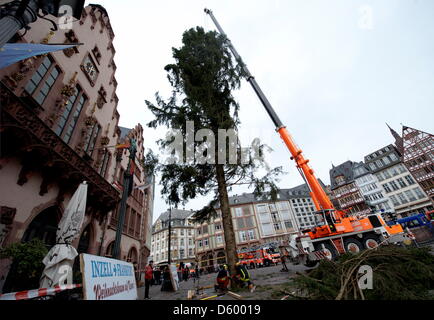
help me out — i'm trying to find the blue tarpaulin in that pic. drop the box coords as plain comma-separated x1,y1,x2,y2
0,43,80,69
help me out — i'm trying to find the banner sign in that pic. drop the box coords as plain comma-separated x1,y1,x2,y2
80,253,138,300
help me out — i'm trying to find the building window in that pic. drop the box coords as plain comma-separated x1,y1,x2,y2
396,178,407,188
390,167,400,176
412,187,425,199
203,238,208,246
216,234,223,244
62,94,86,143
375,160,383,168
99,150,110,177
234,207,243,217
239,231,247,242
375,172,384,181
83,122,101,156
389,180,399,191
25,56,54,95
34,66,60,105
398,164,407,174
247,229,256,240
405,175,415,185
390,153,398,161
256,204,268,213
397,192,408,204
383,170,391,179
55,85,86,144
202,225,208,234
404,190,417,202
284,221,293,229
273,223,282,231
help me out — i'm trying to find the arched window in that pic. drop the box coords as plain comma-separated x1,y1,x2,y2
77,224,92,254
22,206,61,248
127,247,138,264
105,241,115,257
217,251,226,264
201,255,207,267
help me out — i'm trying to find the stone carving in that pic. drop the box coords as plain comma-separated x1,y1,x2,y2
0,206,17,246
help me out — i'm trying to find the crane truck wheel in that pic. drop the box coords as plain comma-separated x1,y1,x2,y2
303,259,319,268
343,238,363,253
362,235,380,249
314,242,337,260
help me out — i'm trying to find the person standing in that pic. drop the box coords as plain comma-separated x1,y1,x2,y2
144,260,154,300
185,266,190,281
280,254,289,272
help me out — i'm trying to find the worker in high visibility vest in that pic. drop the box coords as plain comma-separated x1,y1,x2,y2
234,262,256,292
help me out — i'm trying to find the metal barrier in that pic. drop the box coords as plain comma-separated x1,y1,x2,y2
0,284,82,300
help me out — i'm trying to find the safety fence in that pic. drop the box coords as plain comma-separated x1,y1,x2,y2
0,284,82,300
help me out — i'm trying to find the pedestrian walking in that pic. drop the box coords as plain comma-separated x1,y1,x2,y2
155,267,162,285
144,260,153,299
280,254,289,272
161,266,173,291
183,267,189,281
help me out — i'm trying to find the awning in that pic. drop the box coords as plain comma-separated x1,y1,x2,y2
0,43,81,69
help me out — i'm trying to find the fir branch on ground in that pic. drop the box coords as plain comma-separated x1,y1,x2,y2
293,245,434,300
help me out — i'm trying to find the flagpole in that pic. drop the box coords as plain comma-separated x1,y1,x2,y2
112,139,137,260
167,202,172,265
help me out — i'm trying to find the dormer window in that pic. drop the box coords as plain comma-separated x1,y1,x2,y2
335,175,345,185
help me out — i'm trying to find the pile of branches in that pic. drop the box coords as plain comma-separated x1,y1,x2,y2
293,245,434,300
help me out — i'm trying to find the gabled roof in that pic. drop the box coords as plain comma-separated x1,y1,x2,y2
329,160,355,189
157,208,194,222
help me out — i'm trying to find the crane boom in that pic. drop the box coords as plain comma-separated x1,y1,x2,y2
204,8,334,212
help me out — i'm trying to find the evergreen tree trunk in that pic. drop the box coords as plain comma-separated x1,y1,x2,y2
215,163,238,279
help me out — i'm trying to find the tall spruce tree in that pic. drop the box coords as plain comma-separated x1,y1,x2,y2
145,27,283,277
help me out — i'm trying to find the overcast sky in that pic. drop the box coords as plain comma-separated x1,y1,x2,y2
88,0,434,222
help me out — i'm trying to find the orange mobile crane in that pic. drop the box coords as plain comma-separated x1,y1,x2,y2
205,9,411,266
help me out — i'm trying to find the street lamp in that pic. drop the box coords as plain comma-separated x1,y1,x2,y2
167,203,172,264
0,0,85,48
112,139,137,260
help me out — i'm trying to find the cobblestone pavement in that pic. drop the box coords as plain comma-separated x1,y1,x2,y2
137,263,312,300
